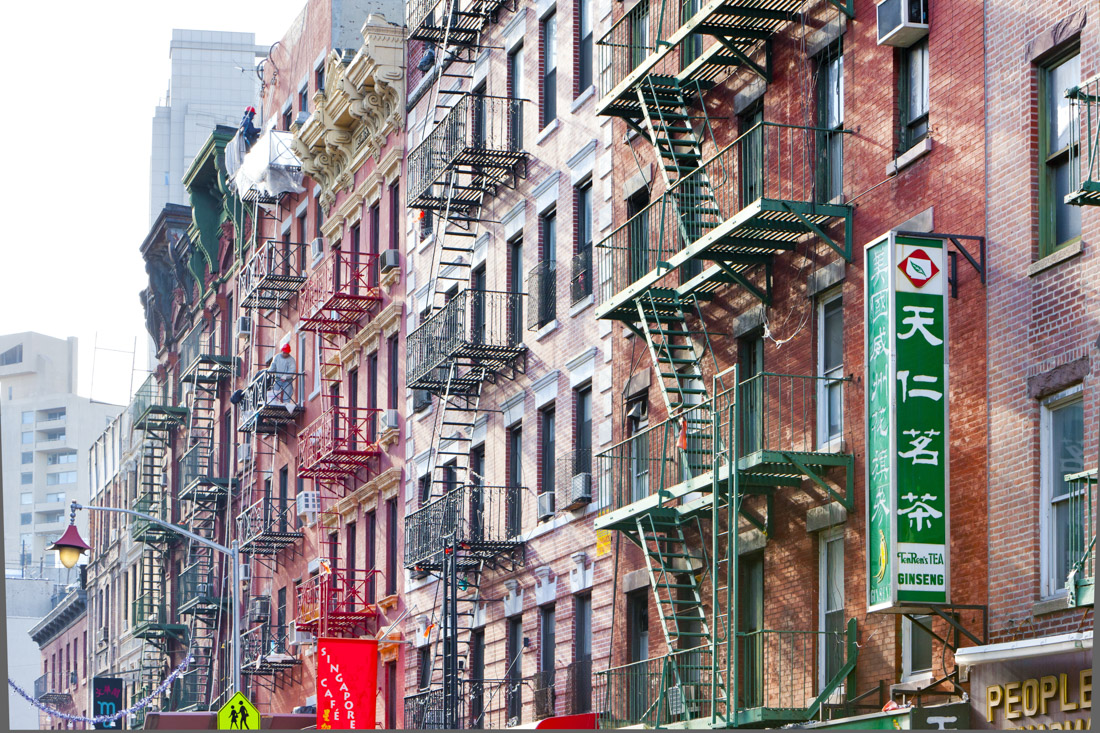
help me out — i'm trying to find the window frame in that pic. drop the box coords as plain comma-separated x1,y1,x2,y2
818,526,845,693
541,11,558,128
817,43,844,202
1038,49,1082,257
1039,384,1085,598
901,614,935,683
898,39,930,153
576,0,593,94
816,289,844,451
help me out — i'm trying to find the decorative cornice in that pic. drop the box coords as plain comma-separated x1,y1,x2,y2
293,15,405,215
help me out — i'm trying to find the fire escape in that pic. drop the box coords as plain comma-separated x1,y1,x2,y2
231,130,310,698
175,317,236,711
592,1,859,727
403,0,530,727
1068,73,1100,206
129,372,187,727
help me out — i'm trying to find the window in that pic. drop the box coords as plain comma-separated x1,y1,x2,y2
573,182,593,302
21,431,32,444
575,386,593,477
389,182,400,250
45,429,65,442
509,237,524,343
47,472,76,485
577,0,593,93
42,511,64,524
818,46,844,202
533,212,556,328
299,84,309,116
278,466,289,532
506,615,524,721
899,39,929,152
418,474,432,505
21,492,32,505
315,62,325,94
313,333,322,395
537,605,556,714
418,646,432,690
387,335,399,409
508,44,525,150
45,409,66,421
626,396,650,502
539,407,556,509
507,426,523,536
282,105,293,131
1039,51,1081,255
541,12,557,127
22,411,33,424
1,343,23,365
367,353,378,440
1041,388,1084,597
627,189,651,283
469,630,486,727
740,334,765,453
902,614,934,681
366,510,376,603
818,292,844,448
630,3,650,70
627,590,648,663
277,586,287,630
386,499,397,595
21,451,32,464
740,102,764,207
49,451,77,465
819,528,845,691
385,661,397,729
369,202,381,287
680,0,702,64
21,472,32,485
21,513,31,525
574,593,592,712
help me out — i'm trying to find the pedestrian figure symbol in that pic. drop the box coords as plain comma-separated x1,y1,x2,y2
217,692,259,730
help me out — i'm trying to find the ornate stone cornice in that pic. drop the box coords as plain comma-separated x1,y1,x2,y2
293,14,405,215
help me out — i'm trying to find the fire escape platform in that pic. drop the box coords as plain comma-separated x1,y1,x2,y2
179,354,235,383
406,0,510,45
133,406,188,432
239,274,307,309
178,477,235,504
595,0,800,118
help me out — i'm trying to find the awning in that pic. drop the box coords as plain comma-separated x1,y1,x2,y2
953,630,1092,672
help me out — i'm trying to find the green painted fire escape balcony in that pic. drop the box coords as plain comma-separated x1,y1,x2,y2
131,373,187,432
1067,74,1100,205
1064,469,1096,608
595,121,852,323
132,593,186,641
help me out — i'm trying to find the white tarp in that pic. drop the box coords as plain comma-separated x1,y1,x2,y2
229,129,305,203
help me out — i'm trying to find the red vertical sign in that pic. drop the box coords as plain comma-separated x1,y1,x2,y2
317,638,378,729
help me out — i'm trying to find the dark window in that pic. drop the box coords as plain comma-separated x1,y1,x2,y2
740,102,764,208
389,182,400,250
470,629,486,727
574,594,592,712
1039,50,1081,254
387,335,399,409
278,466,289,532
818,45,844,202
471,265,487,343
507,426,523,536
418,645,432,690
898,39,929,152
739,334,765,454
509,238,524,343
472,83,488,148
366,510,376,603
577,0,593,93
282,106,292,131
297,212,308,269
385,662,397,728
627,590,648,662
508,45,524,150
626,396,650,503
533,213,556,328
350,223,361,296
385,499,397,595
576,386,592,475
506,615,523,721
537,605,556,715
680,0,702,65
347,521,357,574
541,12,557,127
540,407,556,502
418,474,431,504
627,189,650,283
348,367,359,450
315,63,325,94
630,3,650,70
573,183,593,302
296,476,305,529
277,586,287,630
299,85,309,115
367,354,378,441
1,344,23,365
369,203,381,287
739,552,764,706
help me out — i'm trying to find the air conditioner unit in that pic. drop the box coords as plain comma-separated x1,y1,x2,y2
248,595,271,623
288,621,315,647
237,315,253,339
297,490,321,518
537,492,555,522
239,564,252,582
97,628,108,646
413,390,432,413
310,237,324,261
380,249,400,273
380,409,400,432
876,0,928,47
570,472,593,506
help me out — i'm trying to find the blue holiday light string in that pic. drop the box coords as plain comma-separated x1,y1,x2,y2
7,654,192,725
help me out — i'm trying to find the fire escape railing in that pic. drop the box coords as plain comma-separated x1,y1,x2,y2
294,568,382,635
296,405,382,480
237,493,303,555
238,370,305,432
404,484,527,570
1068,74,1100,205
406,289,526,390
298,250,382,333
407,0,511,44
1064,469,1097,606
527,260,557,330
238,239,310,310
179,320,232,380
240,623,298,674
557,449,595,512
407,94,527,211
405,679,518,729
597,122,849,306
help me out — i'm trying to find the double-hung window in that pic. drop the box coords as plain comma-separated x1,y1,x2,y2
899,40,929,152
817,291,844,448
819,528,845,692
1040,386,1084,598
1039,51,1081,255
577,0,593,93
541,12,558,128
819,46,844,202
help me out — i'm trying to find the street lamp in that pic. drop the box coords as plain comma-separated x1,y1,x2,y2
50,501,243,698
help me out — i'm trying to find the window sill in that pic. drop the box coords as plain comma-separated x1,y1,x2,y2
534,319,560,341
886,137,933,177
1027,239,1083,277
569,293,594,317
536,119,560,145
571,85,596,112
1032,593,1072,617
417,232,435,254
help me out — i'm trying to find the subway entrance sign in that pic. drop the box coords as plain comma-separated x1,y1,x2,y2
865,232,951,612
217,691,259,730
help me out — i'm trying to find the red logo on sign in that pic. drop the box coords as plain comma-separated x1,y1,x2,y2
898,248,940,288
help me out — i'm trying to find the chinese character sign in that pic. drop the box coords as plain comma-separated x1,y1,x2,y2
92,677,125,729
317,638,379,729
864,233,950,612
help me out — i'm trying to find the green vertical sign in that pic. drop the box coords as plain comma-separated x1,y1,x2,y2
865,233,950,612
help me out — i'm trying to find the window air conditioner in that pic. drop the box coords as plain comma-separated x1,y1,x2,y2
310,238,324,261
237,316,253,339
297,490,321,519
537,492,555,522
239,564,252,582
570,472,593,506
380,409,400,432
413,390,432,413
288,621,315,646
248,595,272,623
876,0,928,47
380,249,400,273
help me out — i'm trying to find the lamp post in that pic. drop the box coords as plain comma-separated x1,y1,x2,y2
49,501,243,699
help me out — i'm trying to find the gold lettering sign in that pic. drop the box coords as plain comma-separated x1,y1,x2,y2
985,668,1093,724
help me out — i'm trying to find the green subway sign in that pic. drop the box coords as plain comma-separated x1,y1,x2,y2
865,232,950,612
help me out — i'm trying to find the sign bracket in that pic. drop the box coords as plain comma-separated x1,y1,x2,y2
896,230,986,299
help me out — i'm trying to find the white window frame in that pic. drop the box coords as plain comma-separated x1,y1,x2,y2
901,614,934,683
1039,384,1084,598
816,289,844,451
817,526,844,693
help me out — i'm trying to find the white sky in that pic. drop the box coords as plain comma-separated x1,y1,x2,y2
0,1,310,406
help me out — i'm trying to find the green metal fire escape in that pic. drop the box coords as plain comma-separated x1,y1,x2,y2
175,320,235,711
129,373,188,727
1067,74,1100,206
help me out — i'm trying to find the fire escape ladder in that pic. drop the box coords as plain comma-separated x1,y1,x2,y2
429,361,485,499
635,290,709,418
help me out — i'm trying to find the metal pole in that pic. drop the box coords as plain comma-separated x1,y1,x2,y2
232,541,242,697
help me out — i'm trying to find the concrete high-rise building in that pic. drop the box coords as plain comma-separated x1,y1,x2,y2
148,30,266,224
0,332,122,577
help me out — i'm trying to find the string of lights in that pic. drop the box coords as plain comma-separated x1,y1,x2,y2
7,654,192,725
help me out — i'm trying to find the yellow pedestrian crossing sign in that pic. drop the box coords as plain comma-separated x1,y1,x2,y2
218,691,259,730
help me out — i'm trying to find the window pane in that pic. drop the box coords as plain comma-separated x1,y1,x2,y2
908,41,929,120
1051,400,1084,500
21,492,32,505
1048,54,1080,152
910,615,933,673
826,55,843,128
22,451,32,464
1052,157,1082,244
22,411,33,424
823,297,843,371
22,432,33,444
